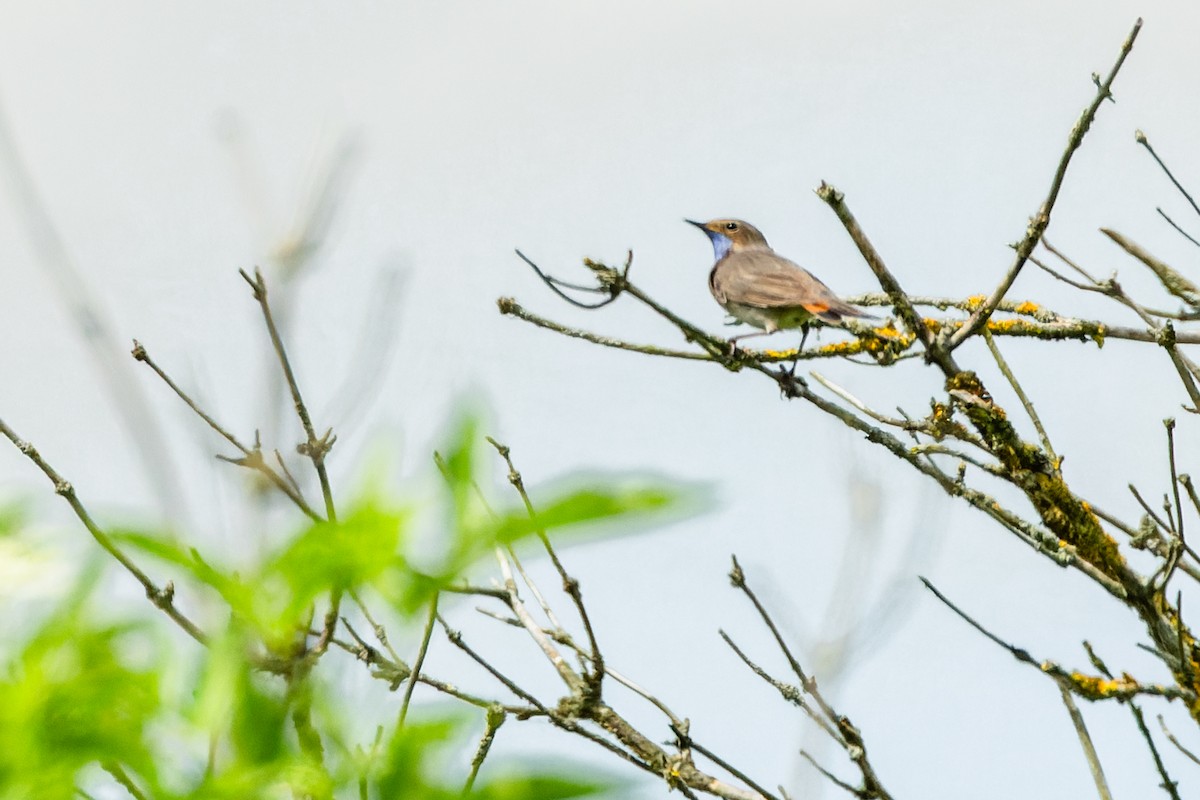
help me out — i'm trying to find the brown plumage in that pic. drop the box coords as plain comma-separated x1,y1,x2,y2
687,218,875,345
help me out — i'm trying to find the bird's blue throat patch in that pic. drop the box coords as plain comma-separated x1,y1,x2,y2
702,230,733,262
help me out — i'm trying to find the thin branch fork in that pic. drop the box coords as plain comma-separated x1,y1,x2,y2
131,340,323,522
238,267,338,524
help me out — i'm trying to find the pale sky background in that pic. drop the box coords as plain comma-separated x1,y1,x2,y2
3,2,1200,798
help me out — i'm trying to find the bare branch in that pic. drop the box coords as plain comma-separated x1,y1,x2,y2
983,328,1058,468
1138,130,1200,220
0,417,207,645
239,268,338,522
398,593,440,728
949,18,1143,350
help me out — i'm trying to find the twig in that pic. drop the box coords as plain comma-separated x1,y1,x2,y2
497,297,714,361
1041,239,1200,410
504,544,566,634
238,268,338,523
798,751,863,799
349,589,403,664
101,762,148,800
1164,419,1187,583
983,328,1058,467
238,267,342,657
921,578,1190,702
727,557,894,800
728,557,838,724
398,593,439,728
1158,715,1200,766
438,614,548,711
1174,476,1200,566
0,417,206,645
488,437,605,688
815,182,954,373
131,341,322,522
463,705,506,794
1129,704,1182,800
476,605,689,728
1138,130,1200,220
494,547,580,690
514,249,624,309
1100,229,1200,307
437,617,687,788
949,18,1143,350
671,724,781,800
718,629,839,742
1131,484,1173,535
1157,208,1200,249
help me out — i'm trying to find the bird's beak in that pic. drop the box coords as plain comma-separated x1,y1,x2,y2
684,218,707,231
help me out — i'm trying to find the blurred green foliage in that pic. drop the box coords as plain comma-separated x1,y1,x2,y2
0,414,691,798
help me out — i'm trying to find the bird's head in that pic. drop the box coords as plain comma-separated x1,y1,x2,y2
685,218,769,261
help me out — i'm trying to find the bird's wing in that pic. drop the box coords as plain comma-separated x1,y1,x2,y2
713,251,870,322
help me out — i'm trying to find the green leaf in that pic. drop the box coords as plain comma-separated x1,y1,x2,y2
438,412,485,534
441,476,706,578
375,713,466,798
471,770,616,800
268,497,409,623
0,569,161,798
487,481,691,544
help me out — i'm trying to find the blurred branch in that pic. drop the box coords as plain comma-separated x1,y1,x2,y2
1101,228,1200,307
1058,687,1113,800
101,762,149,800
0,96,186,522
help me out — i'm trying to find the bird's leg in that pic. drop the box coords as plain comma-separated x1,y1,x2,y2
789,324,810,377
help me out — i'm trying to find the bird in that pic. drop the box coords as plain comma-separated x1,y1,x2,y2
686,218,876,352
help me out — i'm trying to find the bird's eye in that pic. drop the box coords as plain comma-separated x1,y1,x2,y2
725,222,739,231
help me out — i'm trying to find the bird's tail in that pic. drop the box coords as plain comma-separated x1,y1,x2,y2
808,299,880,324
